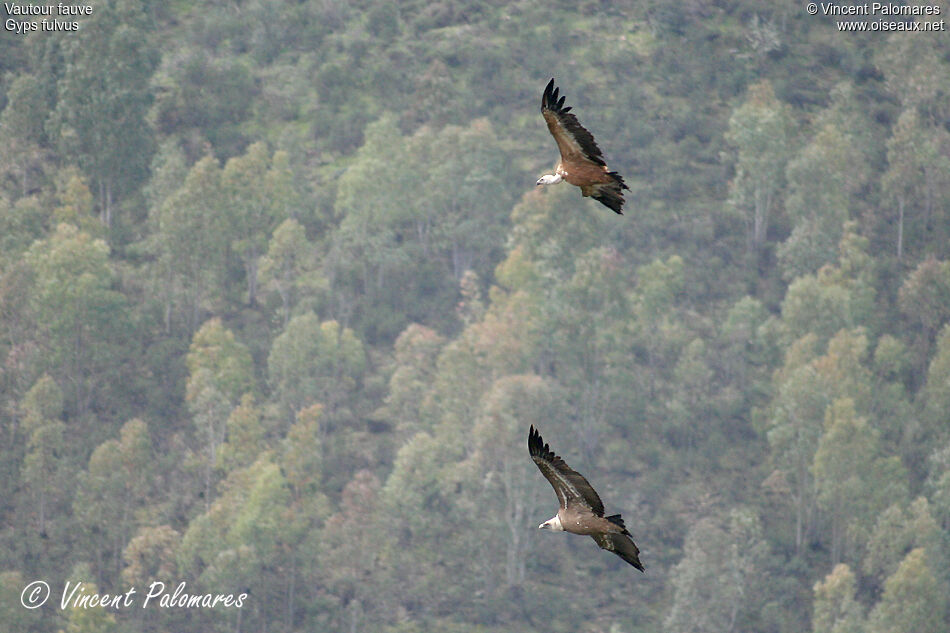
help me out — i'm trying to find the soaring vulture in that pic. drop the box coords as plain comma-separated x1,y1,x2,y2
537,78,629,215
528,425,644,571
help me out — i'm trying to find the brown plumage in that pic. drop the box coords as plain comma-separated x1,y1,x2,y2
528,425,644,571
538,78,629,215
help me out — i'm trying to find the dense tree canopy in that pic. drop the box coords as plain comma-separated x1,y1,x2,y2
1,1,950,632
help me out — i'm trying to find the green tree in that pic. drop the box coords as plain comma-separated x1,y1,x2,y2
150,156,228,332
47,0,157,227
25,224,132,417
320,470,386,633
185,318,255,405
381,324,445,437
765,335,827,554
19,374,67,536
328,115,414,337
875,30,949,123
183,318,256,501
259,217,321,327
664,508,767,633
813,398,907,565
267,313,365,425
0,571,35,632
217,393,265,473
280,405,332,630
780,225,877,344
141,140,190,332
928,441,950,530
121,524,180,587
779,122,865,280
899,257,950,372
725,80,790,253
179,456,302,633
60,578,117,633
547,247,631,461
882,110,950,260
281,404,326,502
186,368,231,507
51,167,98,234
407,118,513,281
221,142,295,305
812,564,864,633
329,115,515,341
0,73,47,197
717,295,772,402
469,375,556,588
863,498,943,587
867,548,948,633
150,49,257,156
74,418,152,582
921,325,950,448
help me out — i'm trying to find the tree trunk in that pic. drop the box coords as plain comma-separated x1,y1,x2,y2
246,253,259,306
896,196,904,261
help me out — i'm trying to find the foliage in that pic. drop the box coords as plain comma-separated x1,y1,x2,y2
1,2,949,633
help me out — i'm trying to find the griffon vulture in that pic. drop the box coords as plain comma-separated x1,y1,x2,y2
537,78,629,214
528,425,643,571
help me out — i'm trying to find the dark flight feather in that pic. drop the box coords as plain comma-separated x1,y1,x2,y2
541,78,607,167
528,425,605,516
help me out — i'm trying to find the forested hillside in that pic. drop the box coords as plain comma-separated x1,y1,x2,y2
2,1,950,631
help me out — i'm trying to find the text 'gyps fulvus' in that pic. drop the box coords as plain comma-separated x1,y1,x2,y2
537,78,629,215
529,425,644,571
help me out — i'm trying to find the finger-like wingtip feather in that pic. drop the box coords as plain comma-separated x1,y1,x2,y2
528,425,544,458
542,79,555,110
539,79,609,169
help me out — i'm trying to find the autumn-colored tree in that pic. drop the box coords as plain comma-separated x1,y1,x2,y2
320,470,387,633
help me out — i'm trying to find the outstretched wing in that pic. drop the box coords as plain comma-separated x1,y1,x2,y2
541,78,606,167
528,425,604,516
592,530,644,572
580,171,629,215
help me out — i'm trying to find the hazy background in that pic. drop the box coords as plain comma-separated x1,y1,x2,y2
1,1,950,632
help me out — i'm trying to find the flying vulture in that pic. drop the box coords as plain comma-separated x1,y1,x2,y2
537,78,629,215
528,425,644,571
